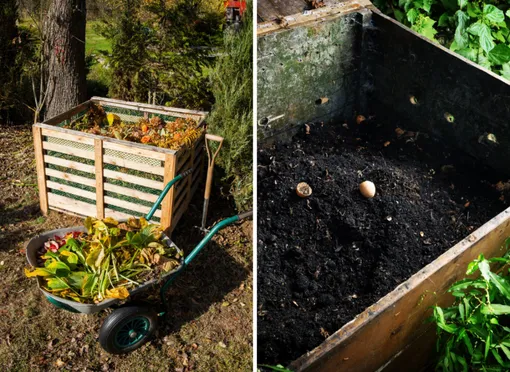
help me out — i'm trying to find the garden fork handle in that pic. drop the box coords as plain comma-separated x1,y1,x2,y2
202,134,224,230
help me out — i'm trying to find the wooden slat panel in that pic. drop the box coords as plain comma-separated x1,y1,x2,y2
43,101,90,125
42,128,95,145
104,208,133,221
103,208,159,224
92,96,208,119
173,177,189,202
95,139,105,219
46,180,96,200
104,183,158,203
173,187,188,214
194,146,203,162
42,141,94,160
102,140,166,161
170,199,188,231
176,150,191,172
33,126,48,215
104,196,161,218
43,155,95,173
186,147,195,206
290,209,510,372
161,154,177,231
103,169,164,190
176,157,192,177
45,168,96,188
48,193,96,217
36,123,177,156
191,178,200,196
192,167,201,184
103,155,165,176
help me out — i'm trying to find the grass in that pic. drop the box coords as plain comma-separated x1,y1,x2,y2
86,21,111,55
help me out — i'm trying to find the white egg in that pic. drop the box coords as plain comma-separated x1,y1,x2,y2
359,181,376,198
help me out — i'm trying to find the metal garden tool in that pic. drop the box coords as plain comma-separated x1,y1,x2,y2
201,134,224,232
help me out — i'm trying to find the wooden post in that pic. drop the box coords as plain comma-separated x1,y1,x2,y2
186,146,194,205
94,139,105,219
161,154,176,233
33,126,49,215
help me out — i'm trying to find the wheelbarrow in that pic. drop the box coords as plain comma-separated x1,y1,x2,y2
25,168,252,354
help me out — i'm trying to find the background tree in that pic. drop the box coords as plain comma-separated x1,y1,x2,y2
43,0,87,119
0,0,21,123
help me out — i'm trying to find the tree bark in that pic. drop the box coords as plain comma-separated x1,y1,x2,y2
43,0,86,120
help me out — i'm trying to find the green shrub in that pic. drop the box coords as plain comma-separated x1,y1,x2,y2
98,0,223,109
207,0,253,211
374,0,510,80
86,54,111,98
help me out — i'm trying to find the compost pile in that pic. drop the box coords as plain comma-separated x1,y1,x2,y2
25,217,182,304
63,103,201,150
258,121,507,364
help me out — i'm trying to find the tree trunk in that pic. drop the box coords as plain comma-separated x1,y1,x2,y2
43,0,86,120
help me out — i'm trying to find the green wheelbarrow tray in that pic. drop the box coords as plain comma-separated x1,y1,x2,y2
25,225,184,315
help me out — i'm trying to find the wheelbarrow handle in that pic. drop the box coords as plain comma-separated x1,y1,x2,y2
159,210,252,311
145,168,193,221
185,209,253,265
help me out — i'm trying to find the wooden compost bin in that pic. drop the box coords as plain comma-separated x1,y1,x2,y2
33,97,207,233
257,1,510,371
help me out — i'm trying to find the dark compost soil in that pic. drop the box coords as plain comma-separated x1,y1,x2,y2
257,120,508,364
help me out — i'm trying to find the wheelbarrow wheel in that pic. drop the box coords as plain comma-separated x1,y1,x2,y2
99,306,158,354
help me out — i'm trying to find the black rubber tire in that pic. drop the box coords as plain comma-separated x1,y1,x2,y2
99,306,158,354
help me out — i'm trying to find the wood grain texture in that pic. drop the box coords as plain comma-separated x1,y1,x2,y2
33,126,49,215
43,155,95,173
160,154,177,232
103,169,164,190
95,139,105,219
103,196,162,218
48,193,96,216
103,155,165,176
42,127,94,145
103,183,158,203
42,141,94,160
45,168,96,188
46,180,96,201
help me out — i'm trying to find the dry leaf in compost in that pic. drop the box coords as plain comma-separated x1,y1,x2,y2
105,287,130,300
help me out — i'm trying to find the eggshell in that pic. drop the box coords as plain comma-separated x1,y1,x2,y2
296,182,312,198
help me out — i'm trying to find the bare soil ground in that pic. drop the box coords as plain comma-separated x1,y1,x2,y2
0,124,252,371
